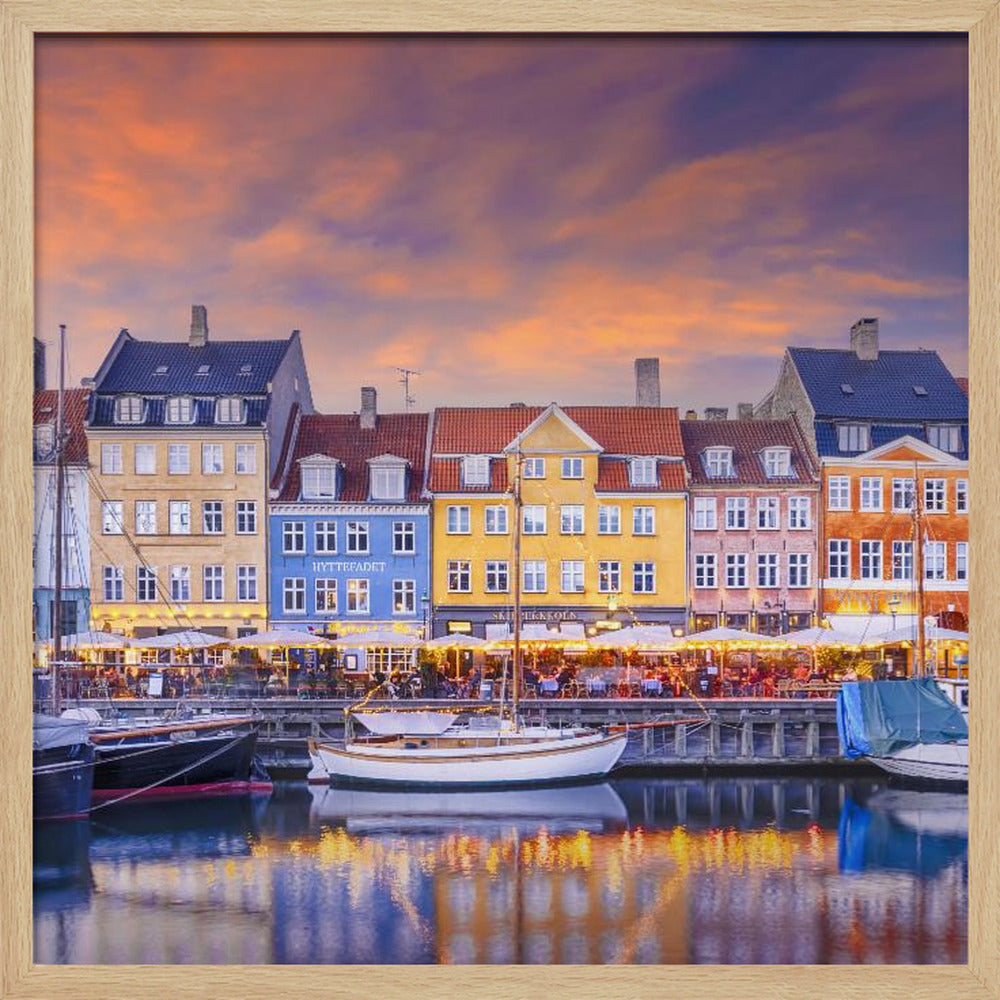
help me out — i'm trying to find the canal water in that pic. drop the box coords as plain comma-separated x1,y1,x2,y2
33,776,967,965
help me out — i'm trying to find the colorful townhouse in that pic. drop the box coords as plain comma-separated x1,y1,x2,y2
85,306,314,640
426,402,689,638
680,416,820,635
758,317,968,634
33,385,92,639
268,388,431,671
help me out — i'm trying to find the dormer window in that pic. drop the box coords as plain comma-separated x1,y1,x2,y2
928,424,962,453
629,457,657,487
238,365,253,377
370,456,407,500
115,396,143,424
33,423,54,458
704,448,734,478
195,364,211,377
837,423,870,452
763,447,791,477
153,365,168,377
215,397,243,424
301,459,338,500
165,396,194,424
462,455,491,487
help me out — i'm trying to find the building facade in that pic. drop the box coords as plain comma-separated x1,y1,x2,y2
681,416,820,634
427,403,688,638
85,306,313,639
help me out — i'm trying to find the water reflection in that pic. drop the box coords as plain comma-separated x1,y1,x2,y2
33,776,967,965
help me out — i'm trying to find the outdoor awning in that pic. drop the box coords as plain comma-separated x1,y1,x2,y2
423,634,492,650
42,629,128,649
682,626,789,647
228,629,335,649
776,626,878,648
590,625,682,649
127,629,229,650
873,625,970,645
333,630,422,648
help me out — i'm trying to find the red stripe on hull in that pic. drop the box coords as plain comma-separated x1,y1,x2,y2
91,780,272,801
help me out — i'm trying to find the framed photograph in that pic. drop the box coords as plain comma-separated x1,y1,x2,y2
3,2,998,998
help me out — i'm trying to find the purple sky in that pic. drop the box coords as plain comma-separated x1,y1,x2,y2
35,35,968,414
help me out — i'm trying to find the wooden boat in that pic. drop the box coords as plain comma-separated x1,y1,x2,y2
32,714,95,821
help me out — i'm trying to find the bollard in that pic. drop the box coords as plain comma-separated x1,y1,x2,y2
806,720,820,757
674,723,687,759
772,719,786,758
740,718,753,758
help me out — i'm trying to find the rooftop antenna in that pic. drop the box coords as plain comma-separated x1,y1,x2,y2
395,367,420,411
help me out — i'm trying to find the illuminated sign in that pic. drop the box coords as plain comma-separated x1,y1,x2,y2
447,621,473,634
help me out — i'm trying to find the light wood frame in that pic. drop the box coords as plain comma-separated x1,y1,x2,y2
1,4,996,997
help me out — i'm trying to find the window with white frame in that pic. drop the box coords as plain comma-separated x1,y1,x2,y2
837,423,870,452
632,561,656,593
560,560,584,593
828,539,850,580
115,396,143,424
523,560,547,593
101,443,123,475
725,553,748,588
283,521,305,553
892,478,915,512
282,576,305,613
860,477,883,511
629,457,656,486
392,521,416,553
137,566,157,602
632,506,655,535
725,496,748,530
598,561,621,593
788,496,811,529
236,501,257,534
756,496,779,530
788,553,811,588
928,424,962,453
446,505,471,534
462,455,490,487
693,497,717,531
204,565,224,602
522,457,545,479
371,462,405,500
523,505,547,535
485,561,509,593
892,540,913,581
484,506,509,534
598,505,621,534
560,505,584,534
235,443,257,475
704,448,734,478
202,443,223,474
956,479,968,513
102,565,124,602
215,397,243,424
167,443,190,475
860,540,882,580
168,500,191,534
165,397,193,424
763,448,791,477
315,521,337,553
828,476,850,510
237,565,258,602
101,501,124,535
393,579,416,615
448,561,472,593
302,463,337,500
170,565,191,602
135,501,157,535
956,541,968,582
33,423,54,457
315,578,337,612
202,501,223,534
924,478,947,512
694,554,717,589
562,457,584,479
134,443,156,475
757,552,779,588
346,521,369,553
924,541,947,581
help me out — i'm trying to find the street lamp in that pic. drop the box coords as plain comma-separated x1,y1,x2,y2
420,592,430,640
888,594,901,627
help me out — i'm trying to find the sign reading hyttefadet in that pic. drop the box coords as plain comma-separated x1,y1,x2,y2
312,560,388,573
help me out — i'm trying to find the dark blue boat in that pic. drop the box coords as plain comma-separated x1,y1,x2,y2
32,715,95,821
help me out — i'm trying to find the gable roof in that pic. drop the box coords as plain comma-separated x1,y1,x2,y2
33,388,91,465
503,403,604,453
787,347,968,422
842,434,966,466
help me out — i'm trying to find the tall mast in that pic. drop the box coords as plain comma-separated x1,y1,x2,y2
512,448,523,724
913,460,925,678
51,324,67,714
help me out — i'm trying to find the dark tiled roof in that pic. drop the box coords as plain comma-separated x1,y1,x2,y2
89,395,270,428
277,413,429,503
788,347,968,421
96,335,291,395
814,421,969,460
428,458,510,494
33,389,90,464
681,419,817,486
595,458,686,493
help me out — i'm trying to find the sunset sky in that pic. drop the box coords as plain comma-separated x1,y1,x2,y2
35,35,968,414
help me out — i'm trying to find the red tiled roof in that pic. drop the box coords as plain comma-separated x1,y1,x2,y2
33,389,90,464
428,457,510,494
276,412,429,502
681,419,818,487
955,377,968,396
595,458,686,493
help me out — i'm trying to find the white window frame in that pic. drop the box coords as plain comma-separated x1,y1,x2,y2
446,505,471,535
165,396,193,424
828,476,851,510
283,521,306,554
202,443,224,475
956,541,968,582
788,496,811,530
693,497,717,531
346,579,370,614
923,541,947,581
828,539,850,580
704,448,733,478
371,463,406,500
168,500,191,535
135,500,157,535
956,479,968,514
756,552,779,588
629,457,656,486
170,565,191,602
204,565,224,602
315,578,337,613
485,561,509,593
462,455,491,487
522,457,546,479
136,566,157,602
598,560,621,593
924,478,947,513
392,579,416,615
928,424,962,453
860,540,883,580
694,553,717,589
522,560,547,594
235,500,257,535
725,553,748,589
522,505,547,535
756,496,779,530
392,520,416,554
788,553,811,589
346,521,370,553
215,397,243,424
447,560,472,593
560,560,584,594
235,443,257,476
102,565,124,602
101,443,123,475
763,448,791,478
202,500,223,535
560,505,584,535
282,576,305,614
632,561,656,594
891,477,915,513
302,463,337,500
597,505,621,534
891,540,913,581
562,457,584,480
101,500,124,535
484,506,509,535
315,521,337,554
724,497,748,530
134,443,156,475
237,565,258,603
632,506,655,535
167,443,190,475
860,477,883,512
837,423,870,452
115,396,143,424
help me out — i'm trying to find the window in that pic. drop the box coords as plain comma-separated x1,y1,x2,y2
237,566,258,602
928,424,962,453
346,521,369,553
315,578,337,612
598,505,621,534
523,560,547,593
523,458,545,479
828,539,850,580
828,476,850,510
892,541,913,581
315,521,337,553
560,560,584,593
788,553,811,588
115,396,143,423
134,443,156,475
101,501,124,535
485,561,509,593
693,497,717,531
598,561,621,593
629,458,656,486
137,566,157,602
447,561,472,593
860,477,883,511
167,444,190,475
484,506,509,534
347,579,370,614
33,423,54,457
170,565,191,602
924,541,947,581
562,457,584,479
392,521,416,554
860,540,883,580
393,579,416,615
165,397,193,424
632,561,656,593
956,542,968,582
837,424,870,452
195,364,210,377
704,449,733,478
371,463,405,500
763,448,791,477
282,576,305,613
446,506,471,534
757,553,779,588
725,497,748,530
694,554,717,589
632,506,655,535
204,565,224,602
924,478,947,513
302,463,337,499
216,397,243,424
135,501,157,535
202,443,224,474
523,505,547,535
283,521,305,553
202,501,223,534
236,501,257,534
725,554,747,588
788,496,811,530
956,479,968,513
892,478,915,512
235,444,257,475
168,500,191,535
560,505,584,534
102,565,124,602
462,455,490,486
101,443,123,475
756,496,779,530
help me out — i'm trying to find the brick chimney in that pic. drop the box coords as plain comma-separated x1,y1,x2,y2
360,386,377,430
737,402,754,421
685,409,698,421
850,317,879,361
635,358,661,407
704,407,729,421
33,337,46,391
190,304,209,347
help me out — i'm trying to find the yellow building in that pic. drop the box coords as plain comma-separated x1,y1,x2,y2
84,307,313,639
427,403,688,638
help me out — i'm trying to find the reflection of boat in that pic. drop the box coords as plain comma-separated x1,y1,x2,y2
33,714,95,820
863,788,968,839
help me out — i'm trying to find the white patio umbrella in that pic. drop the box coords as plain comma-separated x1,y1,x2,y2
591,625,682,649
681,626,790,684
228,629,335,649
776,626,877,648
49,629,129,650
333,630,423,648
423,634,491,679
127,629,229,650
873,624,969,645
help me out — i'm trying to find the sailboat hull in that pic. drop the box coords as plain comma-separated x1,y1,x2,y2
868,742,969,785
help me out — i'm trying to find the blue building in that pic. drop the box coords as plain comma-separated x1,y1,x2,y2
269,388,431,673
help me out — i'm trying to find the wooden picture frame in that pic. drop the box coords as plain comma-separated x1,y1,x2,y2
1,3,996,997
